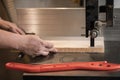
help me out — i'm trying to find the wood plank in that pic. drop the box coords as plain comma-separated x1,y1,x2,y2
46,37,104,53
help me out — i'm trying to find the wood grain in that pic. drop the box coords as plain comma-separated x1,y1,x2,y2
46,37,104,53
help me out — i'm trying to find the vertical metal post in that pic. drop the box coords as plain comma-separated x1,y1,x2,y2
90,37,95,47
106,0,114,27
86,0,98,47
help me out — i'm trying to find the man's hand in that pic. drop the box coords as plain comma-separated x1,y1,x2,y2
19,35,57,57
0,18,56,57
0,30,57,57
0,18,25,35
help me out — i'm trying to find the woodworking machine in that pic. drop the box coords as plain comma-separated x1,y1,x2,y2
14,0,114,60
14,0,114,61
2,0,120,80
15,0,114,58
85,0,113,47
16,0,114,47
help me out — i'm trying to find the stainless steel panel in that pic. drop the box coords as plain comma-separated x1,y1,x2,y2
114,0,120,8
104,9,120,41
15,0,81,8
17,8,85,37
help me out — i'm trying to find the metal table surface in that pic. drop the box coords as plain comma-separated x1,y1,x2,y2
22,41,120,80
22,40,120,78
0,41,120,80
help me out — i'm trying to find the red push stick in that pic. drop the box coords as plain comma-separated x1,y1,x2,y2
5,61,120,73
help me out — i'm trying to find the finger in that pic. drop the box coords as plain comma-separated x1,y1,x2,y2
48,48,57,53
11,25,25,35
10,28,20,34
0,22,10,30
40,47,57,55
16,28,25,35
8,23,25,35
33,47,49,56
35,37,53,49
43,41,54,48
41,51,49,56
35,50,49,56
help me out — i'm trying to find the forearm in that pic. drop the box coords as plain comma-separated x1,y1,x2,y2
0,29,25,49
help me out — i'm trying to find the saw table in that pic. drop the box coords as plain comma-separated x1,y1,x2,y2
22,50,120,80
1,40,120,80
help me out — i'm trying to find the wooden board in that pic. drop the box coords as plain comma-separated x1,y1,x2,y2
46,37,104,53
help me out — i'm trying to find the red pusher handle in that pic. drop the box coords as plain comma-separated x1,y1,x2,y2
5,61,120,73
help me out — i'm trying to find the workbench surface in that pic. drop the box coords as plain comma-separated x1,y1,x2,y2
22,41,120,80
23,46,120,76
1,41,120,80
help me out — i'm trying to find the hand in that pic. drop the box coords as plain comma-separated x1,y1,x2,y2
0,18,25,35
19,35,57,57
0,29,56,57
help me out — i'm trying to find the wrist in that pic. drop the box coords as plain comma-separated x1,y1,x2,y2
0,30,26,50
7,33,27,51
14,35,27,51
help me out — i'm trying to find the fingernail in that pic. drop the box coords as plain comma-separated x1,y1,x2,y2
42,52,49,56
